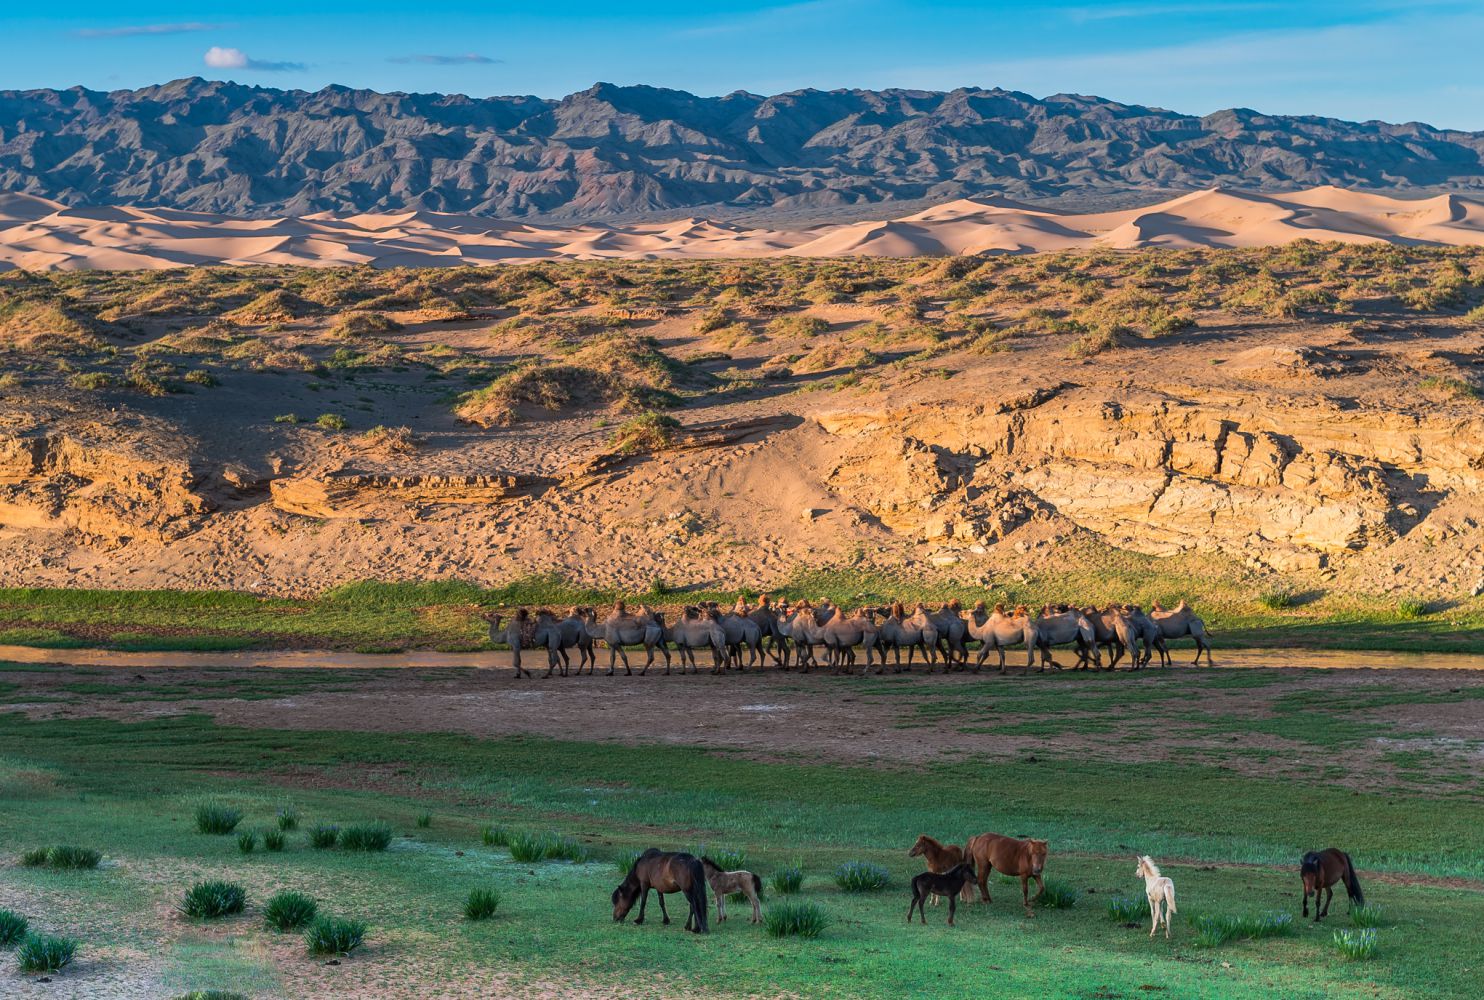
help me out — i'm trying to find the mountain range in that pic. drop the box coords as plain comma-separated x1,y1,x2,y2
4,77,1484,221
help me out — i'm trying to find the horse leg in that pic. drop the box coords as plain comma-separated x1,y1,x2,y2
657,892,671,925
948,892,958,927
634,886,650,925
1302,884,1310,918
1021,874,1034,916
1320,885,1332,919
977,863,991,903
1149,895,1160,937
750,887,761,923
715,889,726,923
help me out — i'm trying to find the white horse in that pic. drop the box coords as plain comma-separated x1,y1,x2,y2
701,858,762,923
1136,856,1177,939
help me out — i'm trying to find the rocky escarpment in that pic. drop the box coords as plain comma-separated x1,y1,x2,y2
819,387,1484,573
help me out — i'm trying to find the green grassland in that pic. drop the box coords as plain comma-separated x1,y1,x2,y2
2,661,1482,998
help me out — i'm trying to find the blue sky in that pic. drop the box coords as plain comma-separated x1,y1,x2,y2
5,1,1484,129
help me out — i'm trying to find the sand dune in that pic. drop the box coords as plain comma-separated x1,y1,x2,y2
4,186,1484,270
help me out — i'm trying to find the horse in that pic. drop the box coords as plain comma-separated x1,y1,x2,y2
1136,855,1177,939
612,848,709,933
907,863,978,927
965,832,1048,916
1301,848,1364,921
701,857,763,924
908,834,973,904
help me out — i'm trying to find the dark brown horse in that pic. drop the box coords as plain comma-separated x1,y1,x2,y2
907,862,977,927
612,848,709,933
965,832,1049,916
1301,848,1364,921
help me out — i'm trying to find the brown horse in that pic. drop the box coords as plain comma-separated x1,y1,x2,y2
965,832,1049,916
907,863,978,927
612,848,709,933
908,834,972,903
1301,848,1364,921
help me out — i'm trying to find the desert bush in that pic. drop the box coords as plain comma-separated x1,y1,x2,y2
694,307,731,334
329,311,402,338
173,992,247,1000
315,413,349,431
764,901,829,939
1332,927,1378,960
228,289,316,324
463,887,501,921
0,909,27,947
1257,585,1295,610
182,369,217,387
611,412,681,455
1419,375,1480,400
1038,879,1079,909
70,371,116,390
338,823,393,852
194,801,243,835
180,880,246,919
264,891,317,931
273,413,299,424
305,915,366,957
16,934,76,974
833,861,890,892
1350,904,1387,928
770,866,804,895
236,831,257,854
1396,597,1428,619
308,824,340,849
0,300,104,353
1107,894,1151,921
766,314,829,339
357,424,418,454
1067,325,1121,358
263,829,286,852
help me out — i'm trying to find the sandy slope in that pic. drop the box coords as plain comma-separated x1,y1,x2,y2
6,186,1484,270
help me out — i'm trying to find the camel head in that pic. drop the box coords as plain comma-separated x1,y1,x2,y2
758,594,772,608
890,600,905,619
946,599,962,612
613,599,628,616
973,599,987,612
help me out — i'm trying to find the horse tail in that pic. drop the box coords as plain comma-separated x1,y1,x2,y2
1341,853,1364,906
1166,882,1177,914
750,871,763,899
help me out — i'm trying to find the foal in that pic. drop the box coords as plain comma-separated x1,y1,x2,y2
1135,856,1177,939
701,857,763,924
908,834,972,904
907,863,977,927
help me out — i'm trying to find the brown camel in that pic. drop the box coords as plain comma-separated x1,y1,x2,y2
1150,600,1213,666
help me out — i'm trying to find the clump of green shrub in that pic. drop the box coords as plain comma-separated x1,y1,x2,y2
172,991,247,1000
506,831,588,863
16,934,76,974
20,846,101,870
276,808,299,831
1396,597,1428,619
264,891,317,931
263,829,286,852
833,861,890,892
770,866,804,895
0,909,27,947
308,824,339,849
305,915,366,956
1038,879,1079,909
194,801,243,835
463,887,501,921
694,846,748,871
1332,927,1378,960
611,412,681,454
1257,585,1295,610
764,900,829,939
19,847,49,867
338,823,393,852
315,413,349,431
481,826,510,848
237,831,257,854
180,880,246,919
614,850,643,875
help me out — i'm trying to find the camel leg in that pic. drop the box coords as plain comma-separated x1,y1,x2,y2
511,641,525,679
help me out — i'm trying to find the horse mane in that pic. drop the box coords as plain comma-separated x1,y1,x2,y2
700,856,723,875
1139,856,1161,878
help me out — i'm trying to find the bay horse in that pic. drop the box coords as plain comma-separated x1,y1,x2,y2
907,863,977,927
965,832,1048,916
611,848,709,933
1301,848,1364,921
908,834,972,904
701,857,763,924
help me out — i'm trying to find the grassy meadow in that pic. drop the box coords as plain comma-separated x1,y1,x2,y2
2,662,1482,998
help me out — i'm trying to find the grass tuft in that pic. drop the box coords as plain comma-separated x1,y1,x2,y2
308,823,339,849
264,891,317,932
173,992,248,1000
415,812,432,829
22,845,102,870
464,887,501,921
764,900,829,939
481,826,510,848
180,880,246,919
16,934,77,974
1038,879,1079,909
1333,927,1379,960
770,865,805,895
236,831,257,854
506,831,588,863
1107,894,1151,921
263,829,285,852
338,822,393,852
276,808,299,831
1350,904,1387,928
0,909,27,947
833,860,891,892
194,801,243,835
19,847,49,867
614,850,643,875
1193,911,1294,947
305,915,366,956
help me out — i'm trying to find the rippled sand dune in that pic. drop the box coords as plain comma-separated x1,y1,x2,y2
3,186,1484,270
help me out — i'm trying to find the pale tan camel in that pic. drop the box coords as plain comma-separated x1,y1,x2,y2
965,602,1037,672
875,601,938,672
1150,600,1213,666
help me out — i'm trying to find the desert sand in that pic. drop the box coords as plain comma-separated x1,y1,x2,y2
4,186,1484,270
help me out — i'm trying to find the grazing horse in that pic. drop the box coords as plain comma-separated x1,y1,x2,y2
907,863,977,927
909,834,973,904
1150,600,1213,666
701,857,763,924
1136,856,1177,939
965,833,1049,916
1301,848,1364,921
612,848,709,933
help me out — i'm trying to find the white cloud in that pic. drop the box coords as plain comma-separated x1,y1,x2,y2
203,47,305,72
204,46,249,70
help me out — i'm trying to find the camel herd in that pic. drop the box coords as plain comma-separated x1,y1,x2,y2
485,596,1212,678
